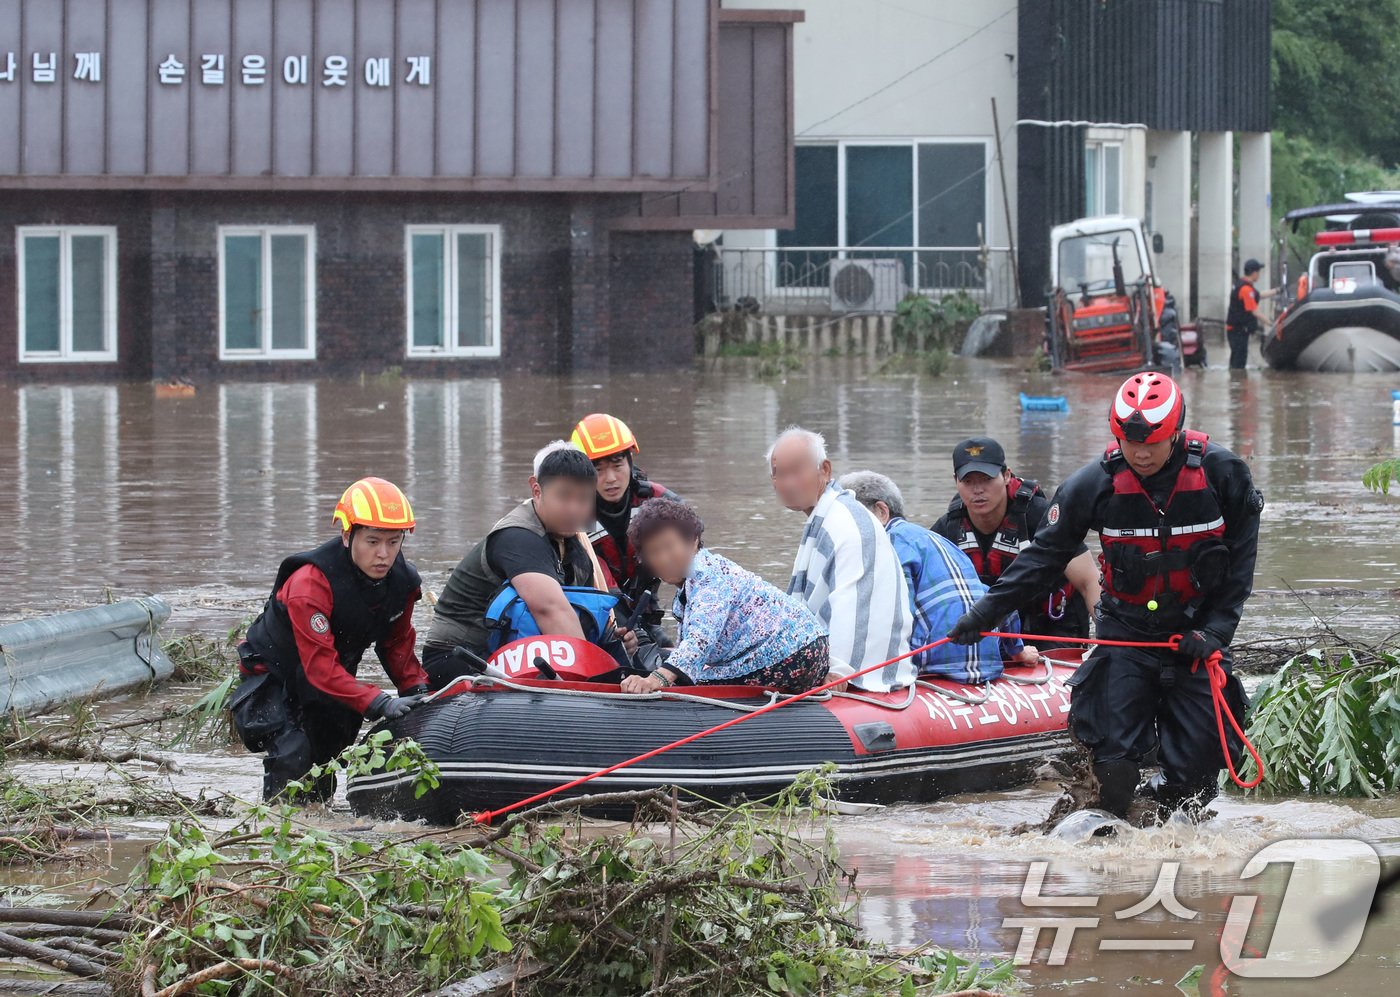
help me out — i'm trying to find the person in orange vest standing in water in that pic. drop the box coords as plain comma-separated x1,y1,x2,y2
571,413,680,646
949,372,1264,822
1226,259,1279,370
231,478,430,801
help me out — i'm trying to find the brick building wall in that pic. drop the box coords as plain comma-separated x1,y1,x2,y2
0,190,698,382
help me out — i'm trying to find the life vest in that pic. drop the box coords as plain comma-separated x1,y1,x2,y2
483,585,620,654
428,500,595,656
589,473,671,593
946,478,1079,624
243,537,421,682
1097,430,1228,611
1227,278,1257,331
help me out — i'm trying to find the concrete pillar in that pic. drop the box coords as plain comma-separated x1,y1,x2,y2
1197,131,1234,322
1146,130,1192,320
1121,128,1149,221
1238,132,1273,281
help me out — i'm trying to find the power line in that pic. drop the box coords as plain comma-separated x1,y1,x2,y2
797,6,1017,137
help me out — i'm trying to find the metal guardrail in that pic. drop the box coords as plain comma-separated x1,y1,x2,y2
0,596,174,717
710,245,1019,314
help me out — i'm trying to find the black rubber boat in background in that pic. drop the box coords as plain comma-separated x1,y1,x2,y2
1269,201,1400,372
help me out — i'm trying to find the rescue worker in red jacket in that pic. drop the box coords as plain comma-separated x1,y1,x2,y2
931,438,1101,650
231,478,429,801
571,413,679,641
949,372,1264,820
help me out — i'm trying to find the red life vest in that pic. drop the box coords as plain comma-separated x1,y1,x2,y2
1097,430,1227,609
948,478,1078,619
590,478,668,589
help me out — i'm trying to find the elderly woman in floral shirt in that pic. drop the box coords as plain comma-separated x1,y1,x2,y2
618,498,832,694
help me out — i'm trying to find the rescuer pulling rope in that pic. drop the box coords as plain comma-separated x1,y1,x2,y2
951,371,1265,819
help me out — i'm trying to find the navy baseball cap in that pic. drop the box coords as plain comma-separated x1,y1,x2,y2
952,438,1007,480
1242,258,1264,275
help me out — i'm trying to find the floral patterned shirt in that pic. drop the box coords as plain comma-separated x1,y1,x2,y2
666,548,827,683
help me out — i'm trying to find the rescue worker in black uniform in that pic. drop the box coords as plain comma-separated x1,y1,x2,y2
1226,258,1278,370
569,413,680,648
230,478,429,801
949,372,1264,820
931,438,1101,650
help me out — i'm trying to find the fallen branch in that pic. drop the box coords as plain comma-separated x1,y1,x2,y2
0,907,133,931
0,927,105,977
427,959,547,996
47,935,122,963
147,958,300,997
8,922,129,944
0,981,112,996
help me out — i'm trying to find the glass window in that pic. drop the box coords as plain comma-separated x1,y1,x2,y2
219,227,315,359
405,225,502,358
775,141,989,292
1085,141,1124,217
18,227,117,362
776,145,839,289
917,143,986,288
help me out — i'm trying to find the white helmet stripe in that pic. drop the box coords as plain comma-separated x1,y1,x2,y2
1113,391,1136,420
1140,382,1179,424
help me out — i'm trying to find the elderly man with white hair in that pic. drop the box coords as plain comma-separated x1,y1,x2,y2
768,427,913,691
839,470,1037,685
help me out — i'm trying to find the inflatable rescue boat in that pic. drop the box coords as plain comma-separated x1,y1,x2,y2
1267,202,1400,372
347,637,1078,824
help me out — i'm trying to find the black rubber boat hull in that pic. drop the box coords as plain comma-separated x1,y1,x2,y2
346,665,1077,824
1265,287,1400,371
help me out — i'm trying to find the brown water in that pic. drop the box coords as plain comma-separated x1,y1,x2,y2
1,359,1397,634
3,357,1400,991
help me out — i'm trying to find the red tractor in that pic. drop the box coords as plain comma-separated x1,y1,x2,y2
1046,216,1203,372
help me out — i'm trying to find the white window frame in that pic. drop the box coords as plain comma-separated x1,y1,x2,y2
776,138,992,294
1084,140,1124,217
217,225,317,361
16,225,118,363
404,223,503,359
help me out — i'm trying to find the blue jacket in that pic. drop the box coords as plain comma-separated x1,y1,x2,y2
668,548,827,683
885,518,1021,684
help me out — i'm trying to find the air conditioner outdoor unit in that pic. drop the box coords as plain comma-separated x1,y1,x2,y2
829,258,907,312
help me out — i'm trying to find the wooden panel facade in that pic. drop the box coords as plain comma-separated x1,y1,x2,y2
0,0,735,192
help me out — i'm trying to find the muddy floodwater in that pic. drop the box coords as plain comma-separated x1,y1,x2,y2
2,357,1398,992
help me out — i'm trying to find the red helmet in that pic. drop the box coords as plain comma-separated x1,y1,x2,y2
1110,371,1184,444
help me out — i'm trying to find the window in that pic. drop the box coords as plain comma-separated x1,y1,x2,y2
219,226,315,359
17,227,117,362
777,141,988,290
405,225,502,358
1085,141,1123,216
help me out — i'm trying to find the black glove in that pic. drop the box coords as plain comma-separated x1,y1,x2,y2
366,692,426,721
948,607,991,646
1176,629,1223,660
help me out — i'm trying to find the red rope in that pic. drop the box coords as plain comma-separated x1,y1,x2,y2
469,635,957,824
985,629,1264,789
1193,650,1265,789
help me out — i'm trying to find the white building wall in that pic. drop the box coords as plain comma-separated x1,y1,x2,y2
719,0,1019,253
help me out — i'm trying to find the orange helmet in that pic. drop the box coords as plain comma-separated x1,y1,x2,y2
570,413,639,461
332,477,416,534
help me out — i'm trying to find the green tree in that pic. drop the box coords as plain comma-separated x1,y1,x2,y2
1270,0,1400,261
1273,0,1400,164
